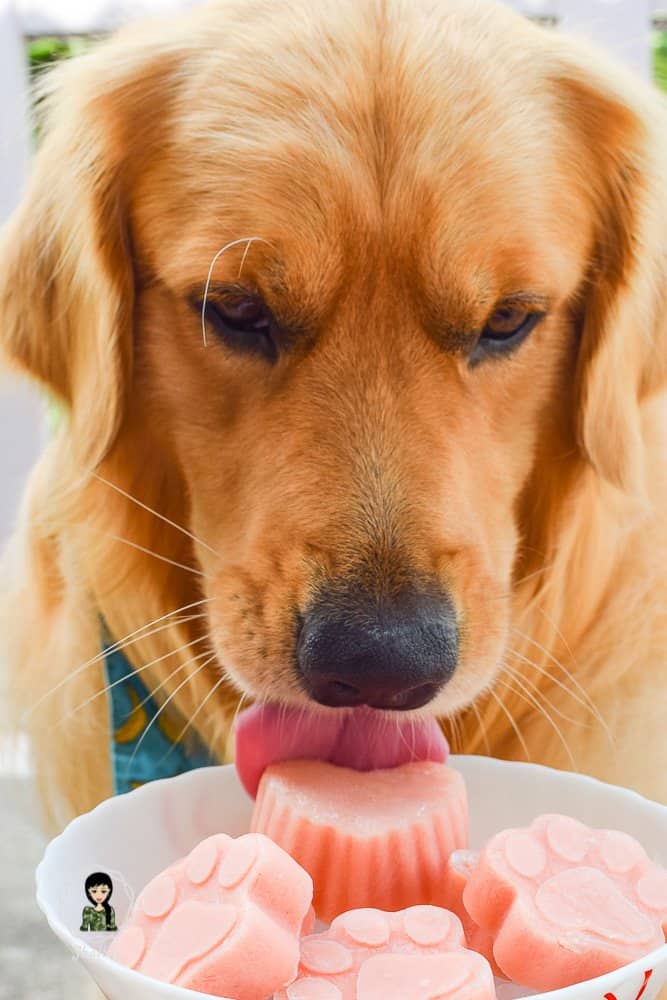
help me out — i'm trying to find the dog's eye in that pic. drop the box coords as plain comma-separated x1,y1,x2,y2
471,306,543,364
196,291,279,362
485,306,532,338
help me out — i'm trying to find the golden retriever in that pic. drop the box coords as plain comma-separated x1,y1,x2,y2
1,0,666,830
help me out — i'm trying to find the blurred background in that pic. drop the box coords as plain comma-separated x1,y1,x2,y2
0,1,666,997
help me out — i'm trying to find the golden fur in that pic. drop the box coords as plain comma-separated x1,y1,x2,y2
1,0,666,829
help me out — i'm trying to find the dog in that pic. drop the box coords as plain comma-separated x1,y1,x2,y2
1,0,666,830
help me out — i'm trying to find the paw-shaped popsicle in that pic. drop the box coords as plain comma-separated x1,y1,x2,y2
464,814,667,991
444,850,501,976
275,906,496,1000
108,832,313,999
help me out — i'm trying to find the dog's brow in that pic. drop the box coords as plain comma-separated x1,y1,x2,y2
191,279,259,299
423,289,553,347
498,291,552,311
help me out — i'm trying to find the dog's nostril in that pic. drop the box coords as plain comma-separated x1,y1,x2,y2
310,678,364,708
331,680,360,699
376,682,443,711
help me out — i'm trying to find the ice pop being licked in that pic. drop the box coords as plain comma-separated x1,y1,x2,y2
274,906,496,1000
252,758,468,923
464,814,667,991
234,702,449,799
108,833,313,999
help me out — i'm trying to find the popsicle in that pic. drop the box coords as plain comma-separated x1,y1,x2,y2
443,850,502,976
252,758,468,922
274,905,496,1000
108,832,313,999
464,814,667,990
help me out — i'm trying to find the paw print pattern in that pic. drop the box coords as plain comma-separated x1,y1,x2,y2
274,906,496,1000
108,833,313,1000
464,815,667,992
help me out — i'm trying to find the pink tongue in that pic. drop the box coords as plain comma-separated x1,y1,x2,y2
234,703,449,798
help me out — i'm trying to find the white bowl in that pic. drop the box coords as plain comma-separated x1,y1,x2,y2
36,756,667,1000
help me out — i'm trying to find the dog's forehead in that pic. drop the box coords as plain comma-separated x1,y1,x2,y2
136,0,588,318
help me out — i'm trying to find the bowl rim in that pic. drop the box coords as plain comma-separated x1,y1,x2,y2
35,756,667,1000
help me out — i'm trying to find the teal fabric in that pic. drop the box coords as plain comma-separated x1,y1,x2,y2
102,627,216,795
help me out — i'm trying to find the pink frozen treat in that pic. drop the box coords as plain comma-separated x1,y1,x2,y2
275,905,496,1000
252,759,468,922
444,850,501,976
108,832,313,999
464,814,667,991
234,702,449,799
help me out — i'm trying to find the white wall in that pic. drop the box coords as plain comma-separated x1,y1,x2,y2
0,380,43,545
0,1,42,547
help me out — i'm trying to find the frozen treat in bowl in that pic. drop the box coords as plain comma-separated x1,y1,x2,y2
36,756,667,1000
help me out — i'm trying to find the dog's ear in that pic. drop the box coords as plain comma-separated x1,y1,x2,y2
549,49,667,495
0,35,181,468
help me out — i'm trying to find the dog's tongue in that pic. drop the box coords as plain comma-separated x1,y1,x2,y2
234,703,449,798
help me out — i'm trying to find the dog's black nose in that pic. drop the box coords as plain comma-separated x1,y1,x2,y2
297,586,458,711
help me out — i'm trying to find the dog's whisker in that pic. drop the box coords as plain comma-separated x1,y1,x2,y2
423,718,435,759
99,599,212,660
108,534,211,580
408,716,416,758
502,661,590,729
93,472,219,558
512,621,613,746
510,630,608,735
515,543,552,562
126,647,215,720
496,671,577,771
159,672,230,770
94,604,212,668
230,690,250,736
393,713,418,759
445,712,461,754
213,687,250,765
506,645,598,727
276,699,289,740
488,562,555,602
237,237,257,280
470,699,491,756
58,631,210,726
487,686,531,762
489,561,553,601
454,712,465,754
68,646,216,748
163,667,232,760
124,654,219,779
21,600,214,720
513,563,553,589
200,236,271,347
447,715,459,753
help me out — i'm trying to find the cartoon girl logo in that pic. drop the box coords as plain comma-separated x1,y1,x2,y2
80,872,118,932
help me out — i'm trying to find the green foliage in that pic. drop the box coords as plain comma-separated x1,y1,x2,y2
25,29,667,96
654,31,667,92
27,36,89,79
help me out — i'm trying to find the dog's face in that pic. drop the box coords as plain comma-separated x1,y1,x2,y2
2,0,666,726
136,23,588,717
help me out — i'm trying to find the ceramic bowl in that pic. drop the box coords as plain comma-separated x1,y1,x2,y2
35,756,667,1000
